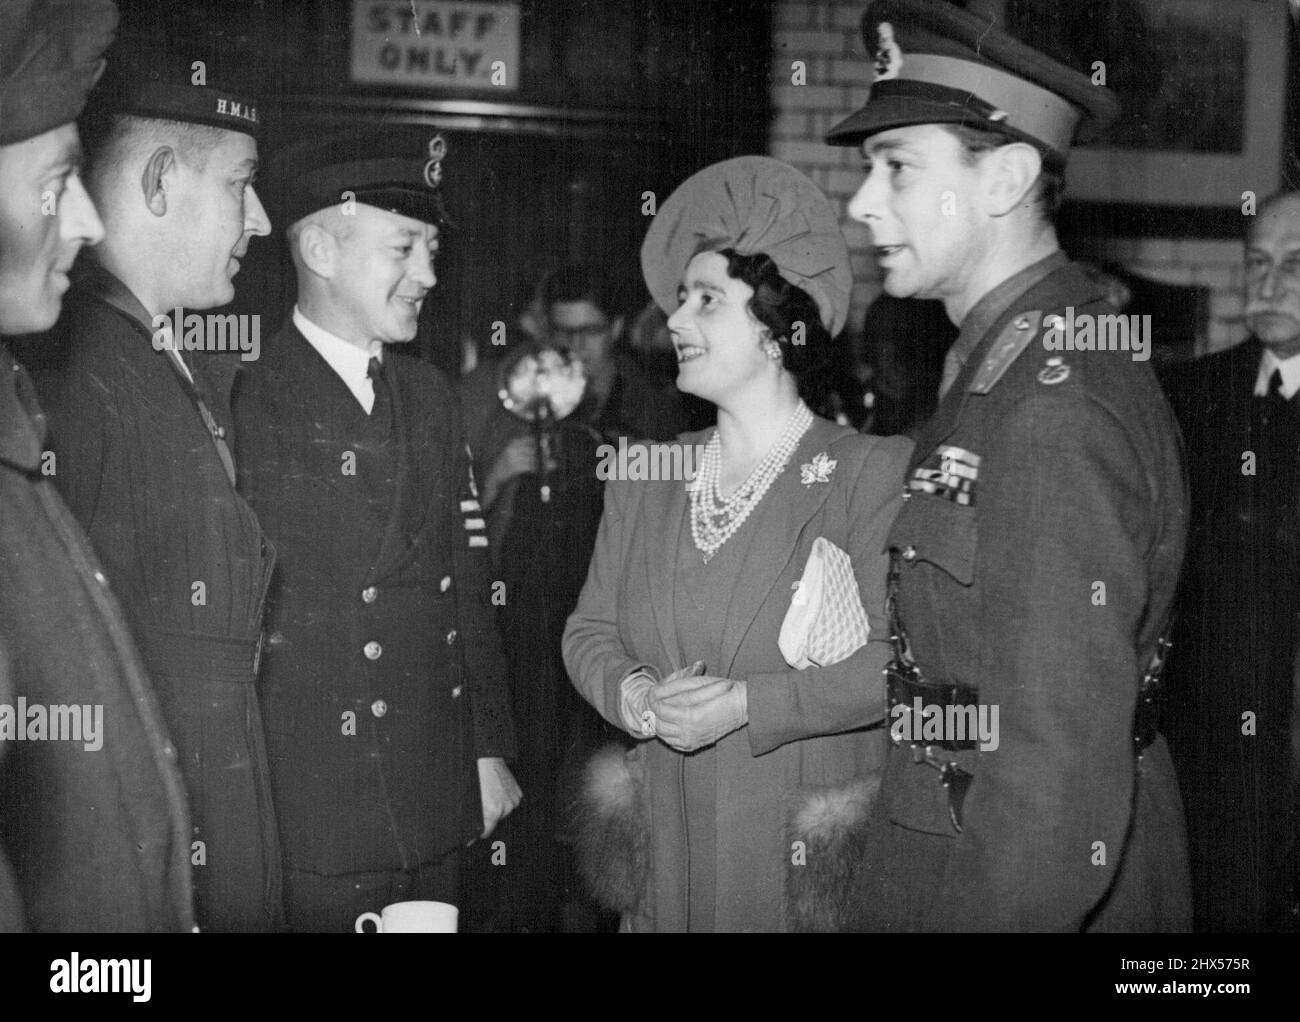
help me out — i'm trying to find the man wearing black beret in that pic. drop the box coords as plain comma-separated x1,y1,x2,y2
828,0,1190,930
232,131,519,931
0,0,194,931
29,54,281,931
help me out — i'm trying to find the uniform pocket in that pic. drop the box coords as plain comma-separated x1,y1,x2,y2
890,493,978,586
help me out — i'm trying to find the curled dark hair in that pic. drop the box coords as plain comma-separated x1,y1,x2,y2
717,248,831,398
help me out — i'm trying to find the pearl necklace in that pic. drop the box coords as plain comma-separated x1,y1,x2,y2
689,402,813,562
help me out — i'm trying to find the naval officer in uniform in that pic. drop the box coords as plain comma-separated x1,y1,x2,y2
827,0,1190,930
233,132,519,931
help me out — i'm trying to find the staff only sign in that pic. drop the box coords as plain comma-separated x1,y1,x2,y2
351,0,520,90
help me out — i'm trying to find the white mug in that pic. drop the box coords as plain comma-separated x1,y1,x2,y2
354,900,459,933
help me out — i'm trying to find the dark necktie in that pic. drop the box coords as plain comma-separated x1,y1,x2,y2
367,355,392,429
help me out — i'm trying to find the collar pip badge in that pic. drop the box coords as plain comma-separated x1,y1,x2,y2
1037,356,1070,385
909,444,980,506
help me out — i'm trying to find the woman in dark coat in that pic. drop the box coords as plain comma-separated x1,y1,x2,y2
563,158,911,931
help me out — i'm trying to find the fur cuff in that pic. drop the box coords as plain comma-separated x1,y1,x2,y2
566,743,650,913
786,777,879,932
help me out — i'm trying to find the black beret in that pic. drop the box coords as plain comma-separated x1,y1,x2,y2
0,0,117,146
826,0,1119,164
85,49,261,138
265,130,449,229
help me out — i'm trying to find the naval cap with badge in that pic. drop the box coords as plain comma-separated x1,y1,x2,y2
825,0,1120,168
264,130,451,231
81,48,263,140
0,0,118,146
640,156,852,336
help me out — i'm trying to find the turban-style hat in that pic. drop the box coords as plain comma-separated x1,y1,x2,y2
641,156,852,336
0,0,118,146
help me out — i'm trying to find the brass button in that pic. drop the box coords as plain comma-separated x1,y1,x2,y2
93,570,108,587
901,545,917,562
445,629,457,646
440,576,452,593
163,743,177,763
370,699,388,718
268,631,286,646
364,641,382,661
451,685,463,700
361,586,377,604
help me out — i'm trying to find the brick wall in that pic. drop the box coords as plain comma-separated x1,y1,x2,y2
769,1,879,335
767,0,1250,356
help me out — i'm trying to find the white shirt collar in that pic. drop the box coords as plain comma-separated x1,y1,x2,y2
1253,346,1300,400
293,305,383,414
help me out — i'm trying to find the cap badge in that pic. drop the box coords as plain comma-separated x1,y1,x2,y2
873,22,903,82
423,134,447,188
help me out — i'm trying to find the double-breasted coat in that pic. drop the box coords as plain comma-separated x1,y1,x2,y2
564,416,911,931
232,324,515,889
860,258,1192,931
31,266,281,932
0,345,194,932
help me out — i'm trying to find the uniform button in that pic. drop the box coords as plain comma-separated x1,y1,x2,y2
901,545,917,562
268,631,286,647
361,586,378,604
93,570,108,587
451,685,463,700
163,743,177,763
370,699,388,718
445,629,457,646
364,640,382,660
440,576,451,593
901,490,912,501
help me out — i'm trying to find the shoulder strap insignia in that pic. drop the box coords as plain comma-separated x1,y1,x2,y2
968,309,1043,395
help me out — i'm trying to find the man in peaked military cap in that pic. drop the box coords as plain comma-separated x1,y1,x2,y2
28,50,281,931
827,0,1190,930
232,130,519,931
0,0,195,931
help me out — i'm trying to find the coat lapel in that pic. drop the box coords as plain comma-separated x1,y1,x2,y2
715,417,846,675
271,324,381,518
643,466,689,671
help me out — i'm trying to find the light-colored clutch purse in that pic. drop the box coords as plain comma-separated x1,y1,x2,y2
778,537,870,669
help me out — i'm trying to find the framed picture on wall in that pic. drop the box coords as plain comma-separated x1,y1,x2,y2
1062,0,1291,208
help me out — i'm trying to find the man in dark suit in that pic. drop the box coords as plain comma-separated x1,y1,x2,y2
825,0,1190,930
233,132,519,932
27,58,281,932
0,0,194,932
1161,190,1300,931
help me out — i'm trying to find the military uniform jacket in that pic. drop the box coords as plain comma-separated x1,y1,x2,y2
232,323,515,876
872,259,1191,931
32,269,281,932
0,347,194,932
